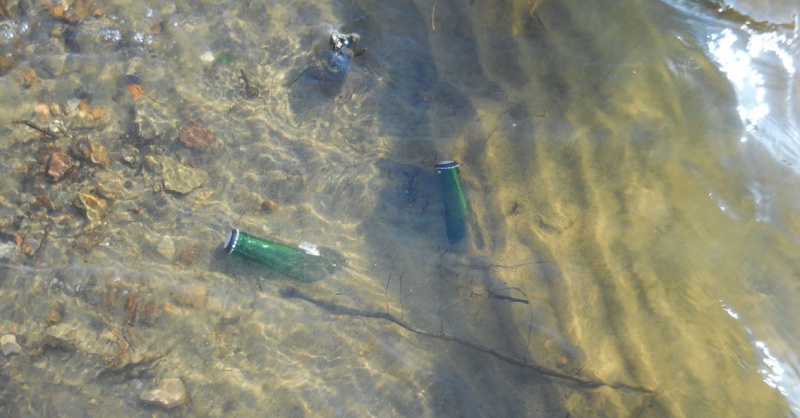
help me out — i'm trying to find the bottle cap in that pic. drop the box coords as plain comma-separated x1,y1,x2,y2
224,229,239,254
435,160,459,172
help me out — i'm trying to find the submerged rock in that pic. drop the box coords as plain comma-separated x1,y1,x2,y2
74,192,109,231
1,334,22,355
156,235,176,260
89,141,110,168
129,101,176,144
143,155,206,194
140,377,187,409
179,121,213,151
41,148,75,182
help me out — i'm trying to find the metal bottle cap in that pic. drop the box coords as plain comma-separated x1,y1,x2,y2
224,229,240,254
435,160,459,173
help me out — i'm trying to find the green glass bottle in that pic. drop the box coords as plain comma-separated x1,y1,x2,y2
224,229,344,283
435,160,468,244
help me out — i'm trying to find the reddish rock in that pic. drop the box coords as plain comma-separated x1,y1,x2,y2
45,149,74,181
179,121,213,151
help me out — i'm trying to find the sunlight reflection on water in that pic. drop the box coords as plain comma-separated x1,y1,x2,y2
722,299,800,413
707,26,799,159
659,0,800,414
683,2,800,413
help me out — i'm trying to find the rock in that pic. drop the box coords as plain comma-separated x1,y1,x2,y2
44,149,74,181
1,334,22,356
45,323,78,351
172,282,207,308
179,121,213,151
74,192,109,231
156,235,176,260
0,242,17,259
143,155,206,194
131,101,175,144
43,54,67,76
89,141,110,168
119,145,140,166
140,378,187,409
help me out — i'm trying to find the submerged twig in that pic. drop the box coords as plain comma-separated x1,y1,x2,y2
280,287,654,393
239,69,260,99
31,222,53,261
527,0,545,30
13,120,60,141
286,64,318,89
431,0,438,31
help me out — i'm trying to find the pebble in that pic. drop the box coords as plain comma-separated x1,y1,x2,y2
1,334,22,356
140,378,187,409
144,155,206,194
199,51,215,63
46,149,74,181
43,53,67,76
156,235,176,260
0,242,16,259
74,192,109,231
173,282,207,308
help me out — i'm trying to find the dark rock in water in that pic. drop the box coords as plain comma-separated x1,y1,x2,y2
139,378,187,409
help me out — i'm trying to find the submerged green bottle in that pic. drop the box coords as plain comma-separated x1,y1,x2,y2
224,229,344,283
435,160,468,244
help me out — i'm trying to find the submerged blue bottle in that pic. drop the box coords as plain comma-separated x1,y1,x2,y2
435,160,468,244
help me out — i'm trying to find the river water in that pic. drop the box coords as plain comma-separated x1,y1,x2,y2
0,0,798,416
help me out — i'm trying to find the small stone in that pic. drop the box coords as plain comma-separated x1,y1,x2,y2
89,142,110,168
143,155,206,194
156,235,176,260
66,98,81,115
43,54,67,76
119,145,140,166
140,378,187,409
1,335,22,356
45,300,65,324
137,302,162,326
131,102,176,144
74,192,109,231
199,51,215,63
179,121,213,151
0,242,17,259
173,282,207,308
45,323,78,351
46,149,74,181
260,198,278,212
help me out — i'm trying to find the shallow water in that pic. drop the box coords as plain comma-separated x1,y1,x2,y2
1,0,799,416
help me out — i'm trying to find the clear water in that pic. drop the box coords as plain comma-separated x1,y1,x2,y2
0,0,798,416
